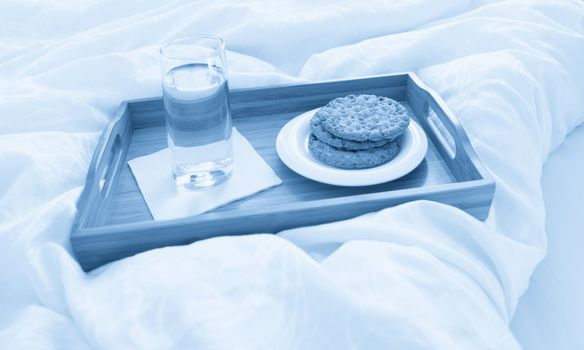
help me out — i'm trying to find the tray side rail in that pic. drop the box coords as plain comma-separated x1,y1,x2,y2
406,74,493,184
73,180,493,271
228,74,409,118
73,103,132,231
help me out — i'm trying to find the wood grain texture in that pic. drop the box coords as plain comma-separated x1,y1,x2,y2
71,73,495,271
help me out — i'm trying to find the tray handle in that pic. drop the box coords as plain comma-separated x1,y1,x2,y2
74,103,130,229
96,134,124,198
407,74,482,181
424,97,459,161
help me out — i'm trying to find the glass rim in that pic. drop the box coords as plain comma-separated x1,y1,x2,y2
160,34,225,59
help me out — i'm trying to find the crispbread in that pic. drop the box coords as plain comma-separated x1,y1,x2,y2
308,134,400,169
310,112,391,150
318,94,410,142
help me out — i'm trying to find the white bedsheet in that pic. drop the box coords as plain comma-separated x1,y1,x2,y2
511,123,584,350
1,0,583,349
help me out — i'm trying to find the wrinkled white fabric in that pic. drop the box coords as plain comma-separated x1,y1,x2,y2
511,123,584,350
1,0,583,349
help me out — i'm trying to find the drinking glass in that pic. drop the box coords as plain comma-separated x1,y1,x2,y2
160,34,233,189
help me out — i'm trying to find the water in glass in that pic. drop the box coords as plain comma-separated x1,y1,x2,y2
163,62,232,189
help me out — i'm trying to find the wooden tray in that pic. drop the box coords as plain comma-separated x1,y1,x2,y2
71,73,494,271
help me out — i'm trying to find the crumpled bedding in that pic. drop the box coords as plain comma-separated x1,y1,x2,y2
1,0,583,349
511,123,584,349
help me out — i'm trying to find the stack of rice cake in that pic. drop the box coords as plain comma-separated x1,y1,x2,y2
308,94,411,169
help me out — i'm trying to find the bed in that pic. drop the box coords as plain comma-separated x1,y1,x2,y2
1,0,583,348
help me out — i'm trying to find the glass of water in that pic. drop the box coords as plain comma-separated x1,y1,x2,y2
160,34,233,189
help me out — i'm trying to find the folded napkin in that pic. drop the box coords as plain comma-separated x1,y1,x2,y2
128,128,282,221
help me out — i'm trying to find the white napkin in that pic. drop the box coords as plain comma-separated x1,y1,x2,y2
128,128,282,221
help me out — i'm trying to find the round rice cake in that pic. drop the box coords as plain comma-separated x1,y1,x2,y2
308,134,400,169
310,112,391,150
318,94,410,142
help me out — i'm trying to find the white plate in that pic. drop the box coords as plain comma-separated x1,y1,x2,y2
276,107,428,186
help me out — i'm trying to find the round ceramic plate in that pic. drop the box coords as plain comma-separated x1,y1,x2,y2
276,107,428,186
